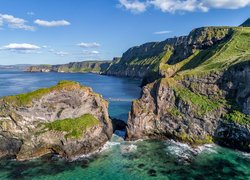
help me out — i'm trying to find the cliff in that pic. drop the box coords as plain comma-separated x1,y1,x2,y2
104,27,232,85
27,61,111,73
0,80,113,160
126,26,250,152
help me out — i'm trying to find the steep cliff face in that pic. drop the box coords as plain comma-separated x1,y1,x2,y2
104,27,231,85
27,61,111,73
127,27,250,152
0,81,112,160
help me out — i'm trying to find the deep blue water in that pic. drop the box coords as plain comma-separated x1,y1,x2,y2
0,70,249,180
0,70,141,120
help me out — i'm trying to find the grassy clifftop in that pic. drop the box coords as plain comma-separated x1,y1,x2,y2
27,61,111,73
2,80,90,107
44,114,100,139
127,22,250,149
163,27,250,78
104,26,234,84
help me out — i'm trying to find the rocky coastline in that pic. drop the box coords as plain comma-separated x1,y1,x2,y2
4,20,250,160
0,81,113,160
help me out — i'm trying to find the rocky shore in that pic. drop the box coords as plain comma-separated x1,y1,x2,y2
19,19,250,155
126,26,250,152
0,80,112,160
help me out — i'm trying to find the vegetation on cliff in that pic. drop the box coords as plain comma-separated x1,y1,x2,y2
127,21,250,151
224,111,250,125
44,114,100,139
0,80,112,160
27,61,111,73
3,80,88,107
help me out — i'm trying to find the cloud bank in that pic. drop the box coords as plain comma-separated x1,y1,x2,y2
54,51,69,56
118,0,250,13
82,50,100,55
154,30,171,34
1,43,40,50
78,42,101,48
0,14,34,31
34,19,70,27
118,0,147,13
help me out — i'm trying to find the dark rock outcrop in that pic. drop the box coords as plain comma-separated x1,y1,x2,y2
240,18,250,27
0,81,113,160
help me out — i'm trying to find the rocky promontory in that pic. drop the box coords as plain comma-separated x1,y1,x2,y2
27,61,111,73
126,26,250,152
104,27,232,85
0,80,112,160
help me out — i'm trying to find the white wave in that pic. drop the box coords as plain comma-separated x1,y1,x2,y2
196,144,217,154
241,152,250,159
72,140,121,161
100,141,121,152
126,139,144,143
165,140,217,161
120,144,137,154
166,140,194,160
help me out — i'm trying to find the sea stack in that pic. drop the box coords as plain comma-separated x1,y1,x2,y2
0,80,113,160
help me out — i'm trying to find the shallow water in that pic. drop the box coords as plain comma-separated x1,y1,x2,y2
0,70,249,179
0,137,249,180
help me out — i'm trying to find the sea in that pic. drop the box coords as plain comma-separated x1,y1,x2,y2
0,70,249,180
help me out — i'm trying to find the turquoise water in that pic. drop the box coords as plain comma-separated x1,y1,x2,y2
0,70,249,179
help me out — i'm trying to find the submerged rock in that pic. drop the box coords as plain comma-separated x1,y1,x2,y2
0,80,113,160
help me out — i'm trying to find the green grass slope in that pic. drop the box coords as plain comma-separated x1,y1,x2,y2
163,27,250,78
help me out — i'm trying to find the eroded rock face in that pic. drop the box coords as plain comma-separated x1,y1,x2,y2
0,81,112,160
127,62,250,152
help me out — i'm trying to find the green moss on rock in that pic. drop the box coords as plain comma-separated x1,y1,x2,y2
2,80,87,107
174,85,221,116
224,110,250,125
178,28,250,77
44,114,100,139
167,107,184,118
176,132,213,145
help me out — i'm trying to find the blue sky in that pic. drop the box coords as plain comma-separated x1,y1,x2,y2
0,0,249,65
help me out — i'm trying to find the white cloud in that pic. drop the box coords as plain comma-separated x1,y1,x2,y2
118,0,250,13
0,43,40,54
149,0,208,13
154,30,172,34
118,0,148,13
0,14,34,31
82,50,100,55
27,12,35,16
90,50,100,54
54,51,69,56
203,0,250,9
49,48,55,52
1,43,40,50
34,19,70,27
78,42,101,48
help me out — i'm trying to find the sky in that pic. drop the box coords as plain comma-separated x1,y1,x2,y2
0,0,249,65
